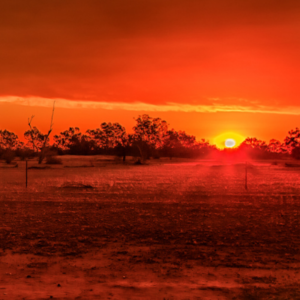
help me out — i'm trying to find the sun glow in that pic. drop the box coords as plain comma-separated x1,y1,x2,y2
214,132,245,149
225,139,236,148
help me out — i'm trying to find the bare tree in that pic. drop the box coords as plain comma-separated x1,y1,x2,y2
24,102,55,164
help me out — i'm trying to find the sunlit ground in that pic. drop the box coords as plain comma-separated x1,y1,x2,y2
1,156,300,299
1,156,299,196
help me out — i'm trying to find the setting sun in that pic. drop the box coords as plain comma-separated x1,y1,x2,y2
214,132,245,149
225,139,236,148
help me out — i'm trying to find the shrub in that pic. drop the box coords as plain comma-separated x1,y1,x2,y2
291,147,300,159
46,156,62,165
16,148,34,160
134,159,143,165
114,156,122,162
1,149,15,164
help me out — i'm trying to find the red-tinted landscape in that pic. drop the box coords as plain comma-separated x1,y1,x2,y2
1,1,300,299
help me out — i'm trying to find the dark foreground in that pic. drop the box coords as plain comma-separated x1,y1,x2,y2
1,192,300,299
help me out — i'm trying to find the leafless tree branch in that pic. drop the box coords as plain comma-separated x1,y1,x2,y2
28,115,37,151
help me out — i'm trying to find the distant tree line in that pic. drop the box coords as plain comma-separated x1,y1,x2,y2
1,114,300,164
0,114,213,164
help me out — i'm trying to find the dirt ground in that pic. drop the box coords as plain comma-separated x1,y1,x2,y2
1,158,300,299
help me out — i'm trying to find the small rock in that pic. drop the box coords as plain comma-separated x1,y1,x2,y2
57,284,61,287
26,275,31,278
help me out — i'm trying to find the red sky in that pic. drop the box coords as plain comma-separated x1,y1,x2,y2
0,0,300,146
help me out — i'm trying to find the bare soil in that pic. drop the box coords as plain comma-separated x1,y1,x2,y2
1,158,300,299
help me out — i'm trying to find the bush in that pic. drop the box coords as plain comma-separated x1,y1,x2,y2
46,156,62,165
1,149,15,164
134,159,143,165
291,147,300,159
16,148,35,160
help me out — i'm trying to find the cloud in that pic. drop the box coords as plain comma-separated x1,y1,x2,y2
0,0,299,108
1,96,300,115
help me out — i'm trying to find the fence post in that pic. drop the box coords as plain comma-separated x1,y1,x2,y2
26,159,28,188
245,161,248,190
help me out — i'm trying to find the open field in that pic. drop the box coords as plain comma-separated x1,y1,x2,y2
1,156,300,299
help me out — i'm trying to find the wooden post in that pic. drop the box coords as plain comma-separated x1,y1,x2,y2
26,160,28,188
245,161,248,190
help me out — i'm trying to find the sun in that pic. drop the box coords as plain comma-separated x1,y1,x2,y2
214,132,245,149
225,139,236,148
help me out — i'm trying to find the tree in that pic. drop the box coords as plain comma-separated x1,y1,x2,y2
241,137,268,151
194,138,212,157
284,128,300,155
54,127,95,155
24,103,55,164
132,115,168,162
163,130,182,159
283,128,300,159
85,127,106,150
268,139,285,153
163,130,198,158
238,137,288,159
0,130,21,150
238,137,266,159
54,127,81,151
54,127,87,153
86,122,130,160
101,122,130,161
0,130,23,164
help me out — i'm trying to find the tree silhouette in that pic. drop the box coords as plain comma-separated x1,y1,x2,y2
241,137,268,151
132,115,168,162
54,127,82,151
0,110,296,160
86,122,130,160
24,103,55,164
0,130,21,150
0,130,23,163
53,127,94,154
163,130,203,158
284,128,300,153
268,139,285,153
101,122,130,161
85,127,106,150
163,130,182,159
284,128,300,158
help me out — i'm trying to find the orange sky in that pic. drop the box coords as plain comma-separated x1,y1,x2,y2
0,0,299,146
